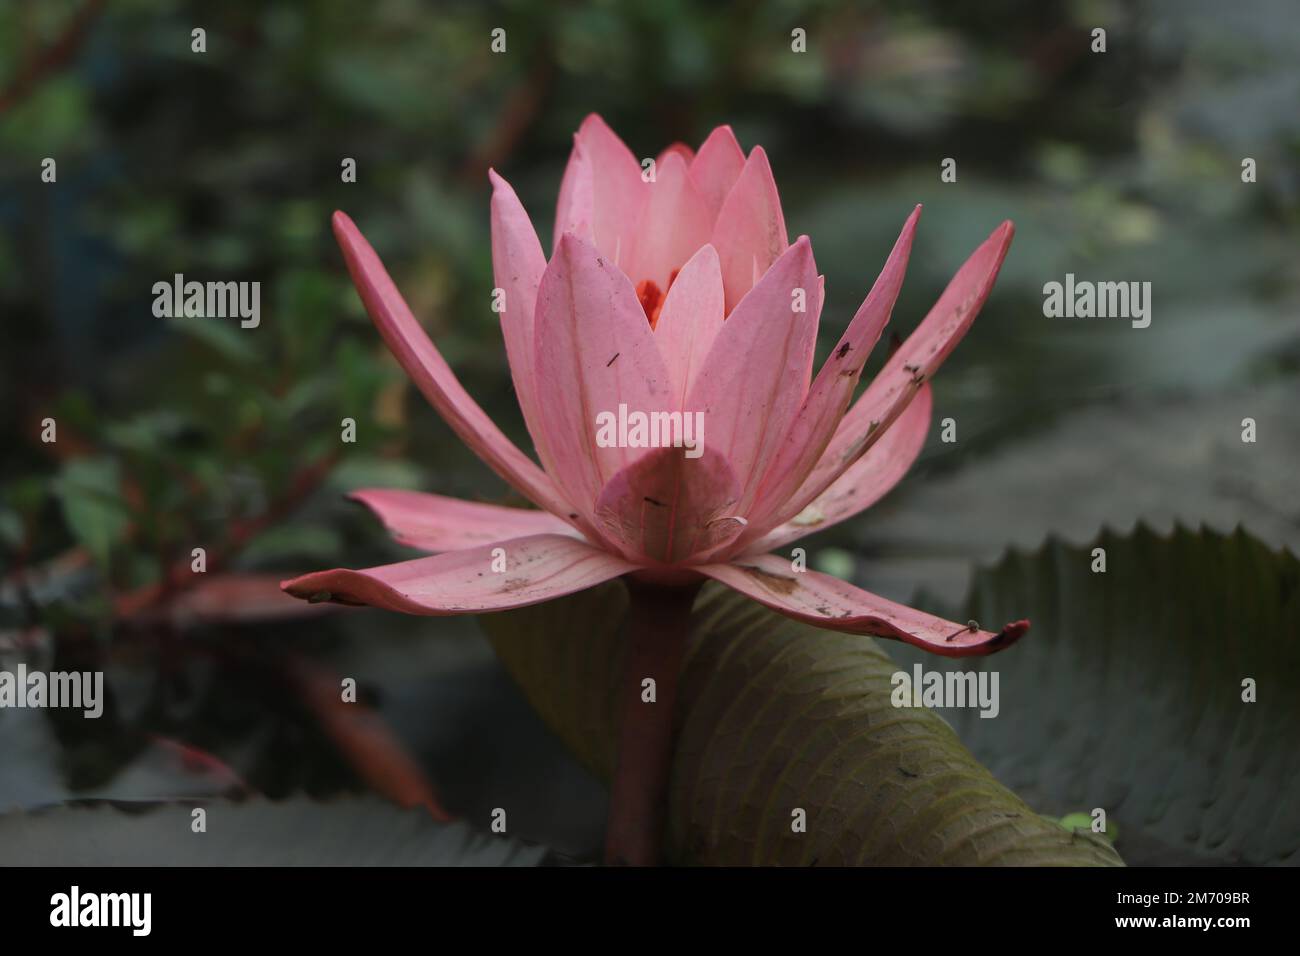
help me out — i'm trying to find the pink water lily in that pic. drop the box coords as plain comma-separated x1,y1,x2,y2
283,114,1025,657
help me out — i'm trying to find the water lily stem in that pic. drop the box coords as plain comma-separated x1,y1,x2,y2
604,577,702,866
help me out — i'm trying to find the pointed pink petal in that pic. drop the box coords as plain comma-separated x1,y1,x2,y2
653,243,725,404
281,534,636,615
489,170,554,470
657,142,695,166
593,446,743,565
766,221,1014,530
552,140,595,250
559,114,647,267
685,237,819,508
741,207,921,539
625,152,712,293
331,211,575,522
349,488,579,553
710,146,789,314
699,554,1029,657
690,125,746,226
745,383,932,553
533,233,674,524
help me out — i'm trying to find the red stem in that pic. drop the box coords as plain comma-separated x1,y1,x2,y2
603,577,701,866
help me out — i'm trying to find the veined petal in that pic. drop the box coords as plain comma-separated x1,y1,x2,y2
741,206,921,540
557,114,647,268
534,233,674,522
552,140,595,249
350,488,580,553
711,146,789,314
331,211,575,522
594,446,743,565
744,383,932,553
699,554,1029,657
766,221,1013,530
281,534,637,615
626,151,712,295
489,170,554,470
653,243,725,404
685,237,820,510
690,125,746,226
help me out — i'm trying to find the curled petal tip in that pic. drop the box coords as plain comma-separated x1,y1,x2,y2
993,618,1031,647
331,209,354,232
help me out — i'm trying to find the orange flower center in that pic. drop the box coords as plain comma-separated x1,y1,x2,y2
635,269,680,329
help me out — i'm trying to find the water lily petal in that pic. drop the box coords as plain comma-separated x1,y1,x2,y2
281,534,637,615
489,170,554,470
740,206,921,539
555,114,647,267
626,151,712,295
699,553,1029,657
744,383,932,553
766,221,1013,530
350,488,580,553
534,233,674,520
711,146,789,313
690,125,746,226
552,140,595,248
594,446,743,565
653,243,725,404
331,211,575,521
685,237,819,510
657,142,695,166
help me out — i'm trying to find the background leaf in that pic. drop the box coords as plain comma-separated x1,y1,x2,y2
892,524,1300,865
52,458,130,570
838,383,1300,606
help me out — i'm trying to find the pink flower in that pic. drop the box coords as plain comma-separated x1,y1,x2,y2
283,115,1027,656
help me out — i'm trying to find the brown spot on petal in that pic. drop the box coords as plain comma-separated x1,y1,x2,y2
741,565,800,596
